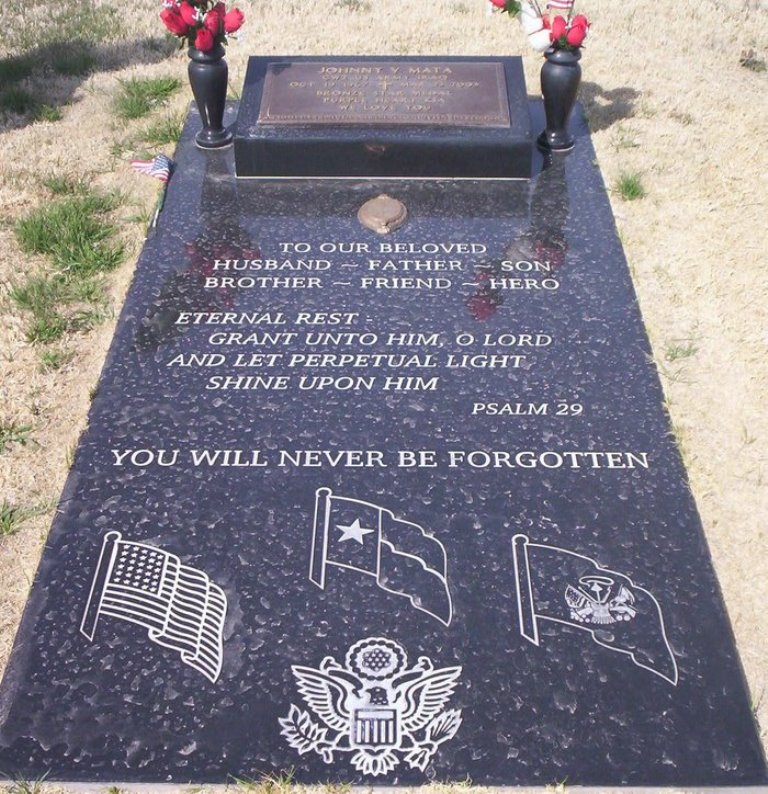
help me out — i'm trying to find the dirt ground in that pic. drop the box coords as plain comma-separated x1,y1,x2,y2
0,0,767,790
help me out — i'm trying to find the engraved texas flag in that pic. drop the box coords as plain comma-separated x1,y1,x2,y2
309,488,452,625
512,533,678,684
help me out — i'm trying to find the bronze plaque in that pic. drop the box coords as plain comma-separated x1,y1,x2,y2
258,61,511,127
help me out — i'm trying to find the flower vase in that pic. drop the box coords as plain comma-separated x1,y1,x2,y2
538,47,581,152
188,44,232,149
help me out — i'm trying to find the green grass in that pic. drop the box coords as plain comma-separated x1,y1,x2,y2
0,5,124,120
39,348,74,372
0,87,37,115
10,275,69,315
0,501,34,537
71,305,112,331
665,339,698,362
10,274,109,344
14,6,123,53
115,76,181,120
42,174,86,195
48,44,96,76
0,55,34,83
16,191,123,275
229,770,296,792
141,112,185,146
615,171,646,201
26,311,69,343
0,421,32,453
33,103,63,122
10,184,123,344
7,772,48,794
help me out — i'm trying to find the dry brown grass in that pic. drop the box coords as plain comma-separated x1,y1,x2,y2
1,0,767,788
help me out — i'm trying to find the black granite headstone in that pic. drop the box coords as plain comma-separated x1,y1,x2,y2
234,56,533,178
0,102,764,787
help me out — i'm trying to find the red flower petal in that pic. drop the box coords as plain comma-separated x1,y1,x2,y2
159,8,189,36
566,24,587,46
223,7,244,33
178,1,197,27
194,27,215,50
204,8,222,33
550,14,566,39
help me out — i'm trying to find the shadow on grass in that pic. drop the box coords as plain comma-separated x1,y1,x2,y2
0,35,179,132
579,82,640,132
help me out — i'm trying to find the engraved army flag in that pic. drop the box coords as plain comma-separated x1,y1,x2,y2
80,531,227,682
512,534,678,684
310,488,453,625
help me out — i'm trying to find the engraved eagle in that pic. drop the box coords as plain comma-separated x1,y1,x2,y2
565,575,637,625
280,636,463,776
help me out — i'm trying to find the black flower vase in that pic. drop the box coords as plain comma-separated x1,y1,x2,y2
188,44,232,149
538,47,581,152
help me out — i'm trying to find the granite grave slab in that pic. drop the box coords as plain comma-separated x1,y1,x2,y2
0,102,764,787
234,56,533,179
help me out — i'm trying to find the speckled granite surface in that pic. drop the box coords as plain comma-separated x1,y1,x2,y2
0,102,763,786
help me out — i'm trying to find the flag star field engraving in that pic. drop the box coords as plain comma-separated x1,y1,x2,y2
80,532,228,683
0,83,764,787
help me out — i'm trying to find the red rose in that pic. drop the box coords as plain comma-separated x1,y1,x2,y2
160,7,189,36
194,27,215,50
223,7,244,33
570,14,589,29
541,13,551,28
550,15,566,40
204,8,223,33
178,1,198,26
565,24,587,46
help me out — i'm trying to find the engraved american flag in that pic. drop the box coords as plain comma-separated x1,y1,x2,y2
81,531,227,682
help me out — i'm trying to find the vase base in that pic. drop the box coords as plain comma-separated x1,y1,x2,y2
195,129,234,150
537,130,575,152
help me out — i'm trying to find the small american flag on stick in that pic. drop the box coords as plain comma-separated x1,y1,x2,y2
80,531,227,682
547,0,575,10
130,153,174,183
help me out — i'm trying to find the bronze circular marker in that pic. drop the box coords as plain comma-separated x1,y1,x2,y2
357,194,408,234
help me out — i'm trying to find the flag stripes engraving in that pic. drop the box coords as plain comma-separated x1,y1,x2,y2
310,488,453,625
81,531,227,682
354,709,397,747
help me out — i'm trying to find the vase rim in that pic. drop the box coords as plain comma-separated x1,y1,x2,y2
188,43,226,62
544,46,582,62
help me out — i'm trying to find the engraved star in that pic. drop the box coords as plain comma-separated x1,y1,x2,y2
337,518,375,544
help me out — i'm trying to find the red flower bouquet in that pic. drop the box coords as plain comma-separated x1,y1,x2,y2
489,0,590,53
160,0,244,52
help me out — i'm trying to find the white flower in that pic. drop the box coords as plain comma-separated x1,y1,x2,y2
528,28,553,51
519,3,544,34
